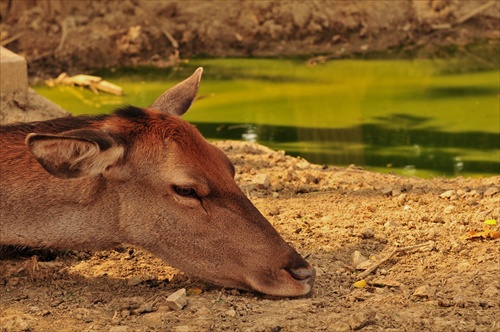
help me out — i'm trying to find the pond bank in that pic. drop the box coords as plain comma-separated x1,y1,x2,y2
1,0,499,76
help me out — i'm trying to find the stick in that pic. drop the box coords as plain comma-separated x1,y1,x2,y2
455,1,495,25
162,28,179,49
431,1,495,30
1,32,25,46
357,241,434,280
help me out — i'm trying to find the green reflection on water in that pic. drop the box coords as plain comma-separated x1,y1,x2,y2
34,58,500,178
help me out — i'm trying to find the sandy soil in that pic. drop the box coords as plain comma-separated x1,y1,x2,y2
1,140,499,332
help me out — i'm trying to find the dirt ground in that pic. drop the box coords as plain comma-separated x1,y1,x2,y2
1,1,499,331
1,0,499,77
1,140,499,331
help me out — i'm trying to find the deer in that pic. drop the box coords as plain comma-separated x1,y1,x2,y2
0,68,315,297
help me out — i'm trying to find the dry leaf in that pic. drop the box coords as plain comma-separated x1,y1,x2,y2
187,288,203,296
353,279,367,288
484,219,497,226
463,227,500,240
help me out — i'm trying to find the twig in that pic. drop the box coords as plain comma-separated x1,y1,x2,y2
357,241,434,280
456,0,495,25
162,28,179,49
1,32,25,46
432,1,495,30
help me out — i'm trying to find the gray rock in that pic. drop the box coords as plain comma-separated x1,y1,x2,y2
166,288,187,311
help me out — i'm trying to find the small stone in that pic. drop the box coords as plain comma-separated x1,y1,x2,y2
391,188,401,197
295,161,311,170
360,228,375,239
109,326,131,332
166,288,187,311
352,251,368,269
381,186,393,196
484,187,499,197
456,189,466,196
371,278,401,288
348,312,370,330
127,275,143,286
253,174,270,189
444,205,455,214
173,326,191,332
384,221,401,228
440,190,455,198
225,308,237,317
413,285,432,298
1,316,30,332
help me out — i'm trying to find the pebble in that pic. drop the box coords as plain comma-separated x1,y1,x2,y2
173,327,191,332
109,326,131,332
381,186,393,196
413,285,432,298
166,288,187,311
225,308,237,318
440,190,455,199
127,275,143,286
352,251,368,269
347,312,371,330
384,221,401,228
444,205,455,214
360,228,375,239
1,316,30,332
253,173,270,189
483,187,499,197
295,161,311,170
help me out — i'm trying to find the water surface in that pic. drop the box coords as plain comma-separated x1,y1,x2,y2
35,58,500,178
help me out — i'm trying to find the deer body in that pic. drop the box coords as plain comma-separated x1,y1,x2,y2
0,69,315,297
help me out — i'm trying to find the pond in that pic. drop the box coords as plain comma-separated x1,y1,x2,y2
34,58,500,178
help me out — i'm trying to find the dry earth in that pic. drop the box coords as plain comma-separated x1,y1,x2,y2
1,0,499,77
1,140,499,332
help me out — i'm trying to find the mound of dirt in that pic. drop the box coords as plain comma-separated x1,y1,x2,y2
1,140,499,331
1,0,499,76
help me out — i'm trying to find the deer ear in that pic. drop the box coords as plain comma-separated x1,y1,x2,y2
150,67,203,116
26,129,124,179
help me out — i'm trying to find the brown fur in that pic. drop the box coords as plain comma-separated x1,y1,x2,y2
0,69,315,297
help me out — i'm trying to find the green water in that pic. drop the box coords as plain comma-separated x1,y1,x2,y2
34,58,500,178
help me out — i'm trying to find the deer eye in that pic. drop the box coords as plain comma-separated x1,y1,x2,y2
173,185,198,198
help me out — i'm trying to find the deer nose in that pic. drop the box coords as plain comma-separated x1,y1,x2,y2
288,265,316,282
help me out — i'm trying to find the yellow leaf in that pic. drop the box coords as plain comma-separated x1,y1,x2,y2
484,219,497,226
354,280,367,288
187,288,203,296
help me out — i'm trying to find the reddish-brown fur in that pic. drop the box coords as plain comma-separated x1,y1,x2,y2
0,68,315,297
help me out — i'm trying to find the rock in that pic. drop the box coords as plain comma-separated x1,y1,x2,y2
381,186,393,196
384,221,401,228
109,326,131,332
352,251,368,269
225,308,237,317
127,275,143,286
484,187,499,197
253,173,270,189
1,315,30,332
371,278,401,288
347,311,371,330
440,190,455,198
166,288,187,311
295,161,311,170
391,188,401,197
413,285,432,298
360,228,375,239
444,205,455,214
173,327,191,332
